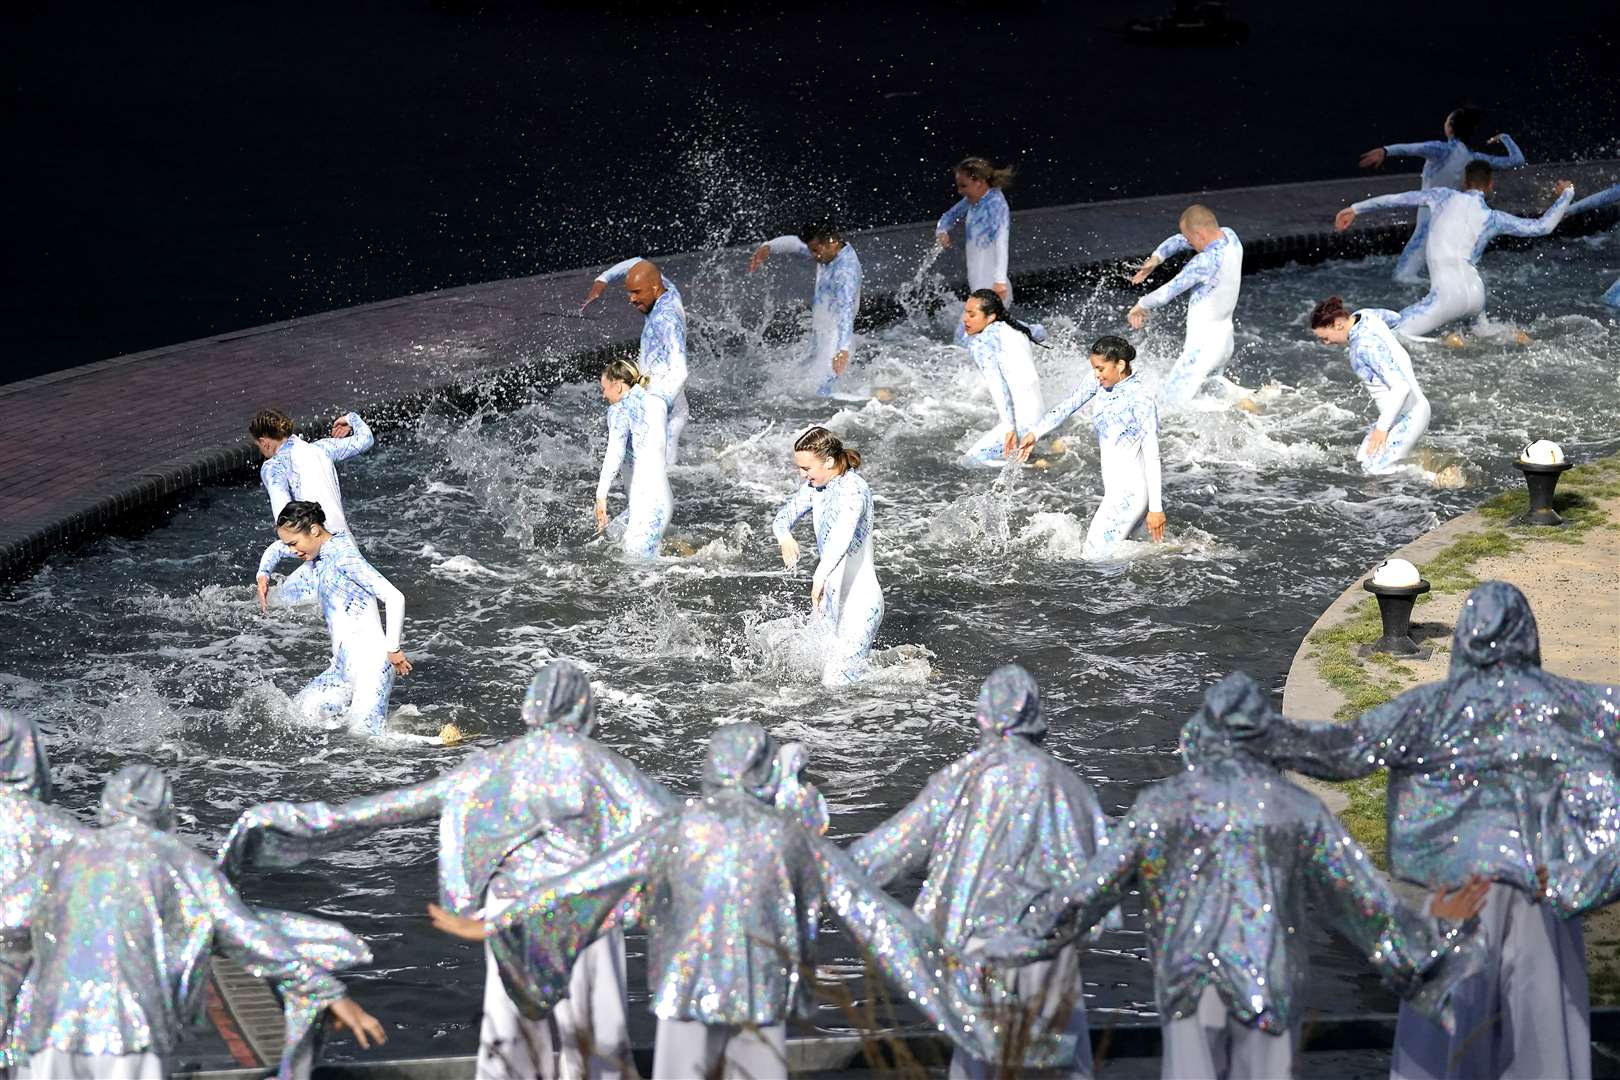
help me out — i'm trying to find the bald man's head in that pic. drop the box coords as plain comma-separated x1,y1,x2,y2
625,260,665,315
1178,204,1223,251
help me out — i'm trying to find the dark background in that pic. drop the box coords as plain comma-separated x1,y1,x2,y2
4,0,1616,383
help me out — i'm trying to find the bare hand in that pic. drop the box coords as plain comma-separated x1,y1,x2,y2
1536,864,1550,900
1359,147,1387,170
328,997,387,1049
581,280,606,314
594,500,609,534
428,903,489,941
1016,431,1036,463
1145,511,1166,542
831,350,850,377
936,231,952,249
1128,255,1160,286
1364,428,1389,457
1486,133,1504,146
778,537,800,568
330,416,352,439
1429,875,1490,922
748,244,770,273
1127,305,1148,330
387,650,413,677
1334,207,1357,232
1002,429,1021,459
810,579,825,610
1553,179,1573,198
992,282,1009,302
256,575,270,613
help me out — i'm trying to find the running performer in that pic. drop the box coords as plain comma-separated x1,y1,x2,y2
772,426,882,687
1308,297,1431,474
936,157,1015,303
749,221,863,395
1358,107,1527,284
256,501,411,736
250,408,374,532
1016,336,1166,560
1335,163,1574,339
582,258,690,462
954,289,1044,467
594,358,673,560
1566,182,1620,307
851,665,1116,1080
1127,205,1244,407
221,661,674,1080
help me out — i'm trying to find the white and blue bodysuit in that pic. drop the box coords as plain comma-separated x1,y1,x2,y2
1138,227,1244,407
954,320,1044,467
596,384,673,560
936,188,1012,303
1351,184,1574,337
258,530,404,736
1568,183,1620,307
772,471,883,687
1345,309,1430,474
1375,134,1525,283
762,237,862,396
258,413,373,594
596,258,690,463
1031,373,1164,560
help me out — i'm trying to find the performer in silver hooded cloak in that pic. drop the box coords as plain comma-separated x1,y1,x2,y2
978,672,1488,1080
0,711,84,1079
432,721,1028,1080
849,664,1114,1079
9,764,380,1080
1261,581,1619,1080
220,660,674,1080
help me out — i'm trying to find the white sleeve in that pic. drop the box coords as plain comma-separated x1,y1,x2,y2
317,412,374,464
991,213,1010,286
596,257,643,284
257,540,297,578
261,462,292,525
595,405,630,503
765,235,810,257
1351,189,1447,215
812,485,861,590
1032,379,1101,440
772,485,814,544
340,559,405,653
1151,233,1192,263
936,198,968,234
1139,251,1215,311
1141,405,1164,514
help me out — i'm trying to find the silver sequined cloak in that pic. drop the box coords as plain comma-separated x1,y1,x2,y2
485,723,1012,1063
219,662,676,915
1264,581,1619,907
0,711,84,1071
986,672,1481,1035
10,765,369,1079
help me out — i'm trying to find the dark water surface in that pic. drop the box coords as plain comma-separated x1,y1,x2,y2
3,229,1617,1055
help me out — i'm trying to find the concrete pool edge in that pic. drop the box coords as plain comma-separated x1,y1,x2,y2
3,159,1617,584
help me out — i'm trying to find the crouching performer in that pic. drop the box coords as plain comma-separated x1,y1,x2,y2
221,660,674,1080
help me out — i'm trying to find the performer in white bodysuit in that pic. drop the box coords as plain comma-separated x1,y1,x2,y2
1018,336,1167,560
953,289,1044,467
1358,107,1526,284
1336,164,1573,339
1566,182,1620,307
248,408,374,597
582,258,690,463
1127,205,1244,407
594,358,673,560
936,157,1015,304
749,221,862,396
256,501,411,736
1308,297,1430,474
771,427,883,687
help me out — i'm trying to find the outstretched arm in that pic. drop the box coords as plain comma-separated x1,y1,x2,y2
1264,688,1428,780
318,412,375,464
1030,377,1101,442
1473,133,1525,169
219,774,457,875
1477,182,1574,256
847,766,957,885
1569,183,1620,217
936,197,968,240
1138,248,1217,312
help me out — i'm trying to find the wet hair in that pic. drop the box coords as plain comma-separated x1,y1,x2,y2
248,409,296,440
798,220,841,245
1309,295,1351,328
966,289,1041,343
954,156,1015,189
1089,335,1136,373
794,425,862,473
1462,160,1493,190
1447,106,1482,146
276,500,327,534
601,357,650,389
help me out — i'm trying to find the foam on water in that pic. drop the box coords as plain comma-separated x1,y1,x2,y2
1,233,1617,1054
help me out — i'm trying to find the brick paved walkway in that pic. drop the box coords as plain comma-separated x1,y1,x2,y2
3,162,1615,579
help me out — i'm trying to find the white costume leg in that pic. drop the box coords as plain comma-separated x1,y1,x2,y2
1083,484,1148,561
665,392,689,466
652,1019,724,1079
721,1024,787,1079
821,573,883,688
620,488,671,560
1395,267,1485,338
1394,213,1431,285
344,655,394,736
948,944,1093,1079
477,934,557,1080
1158,985,1228,1080
21,1051,167,1079
1357,396,1431,474
1158,324,1235,408
292,661,352,728
1226,1015,1296,1079
962,423,1014,467
552,930,630,1080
